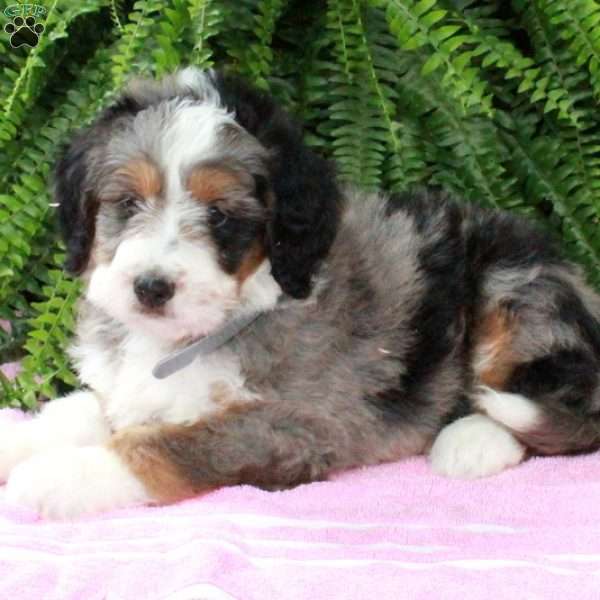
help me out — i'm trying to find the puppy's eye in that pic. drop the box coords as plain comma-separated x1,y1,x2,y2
118,195,141,215
208,205,228,228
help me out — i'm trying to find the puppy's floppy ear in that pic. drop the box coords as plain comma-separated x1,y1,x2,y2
54,131,98,274
213,71,342,299
53,95,144,274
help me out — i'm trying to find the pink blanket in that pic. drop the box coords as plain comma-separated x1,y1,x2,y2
0,407,598,600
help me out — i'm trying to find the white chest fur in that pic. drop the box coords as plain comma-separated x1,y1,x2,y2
71,261,280,431
72,331,253,431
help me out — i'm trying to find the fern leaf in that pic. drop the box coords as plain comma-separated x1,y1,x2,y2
498,112,600,286
111,0,164,85
373,0,494,116
539,0,600,100
320,0,424,190
110,0,125,31
12,266,81,407
516,0,600,240
0,0,112,193
188,0,224,67
0,45,116,310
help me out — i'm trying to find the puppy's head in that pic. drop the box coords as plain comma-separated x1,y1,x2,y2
54,68,341,342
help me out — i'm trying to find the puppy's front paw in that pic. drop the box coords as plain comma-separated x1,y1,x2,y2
5,446,150,519
429,414,525,479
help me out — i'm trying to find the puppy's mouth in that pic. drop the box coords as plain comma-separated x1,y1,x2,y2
137,304,167,317
133,305,220,344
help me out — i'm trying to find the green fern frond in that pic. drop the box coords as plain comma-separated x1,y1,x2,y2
359,6,426,191
110,0,125,31
13,266,81,408
214,0,286,86
1,0,110,154
397,50,519,209
515,0,600,241
498,112,600,286
539,0,600,99
374,0,494,116
514,0,586,125
0,0,112,193
188,0,224,67
216,0,262,77
271,1,329,120
243,0,286,88
111,0,164,85
0,45,116,312
451,4,581,126
323,0,385,188
321,0,423,190
153,1,194,76
1,0,60,117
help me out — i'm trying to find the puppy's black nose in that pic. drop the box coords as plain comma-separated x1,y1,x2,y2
134,274,175,309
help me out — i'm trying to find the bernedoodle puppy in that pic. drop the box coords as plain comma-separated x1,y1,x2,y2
2,67,600,519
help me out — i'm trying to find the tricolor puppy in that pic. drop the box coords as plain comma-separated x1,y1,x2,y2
2,68,600,518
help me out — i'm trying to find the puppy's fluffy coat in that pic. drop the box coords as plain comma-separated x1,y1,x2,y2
2,68,600,518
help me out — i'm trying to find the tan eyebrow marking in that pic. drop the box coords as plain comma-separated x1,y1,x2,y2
115,159,162,199
187,166,244,204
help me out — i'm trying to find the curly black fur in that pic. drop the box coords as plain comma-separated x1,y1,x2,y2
54,132,97,274
212,72,343,299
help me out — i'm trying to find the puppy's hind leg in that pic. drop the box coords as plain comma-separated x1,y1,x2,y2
469,267,600,458
475,352,600,456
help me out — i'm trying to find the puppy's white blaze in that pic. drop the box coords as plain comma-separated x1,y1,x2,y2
429,414,525,479
161,100,234,186
5,446,150,519
159,201,183,253
474,385,542,432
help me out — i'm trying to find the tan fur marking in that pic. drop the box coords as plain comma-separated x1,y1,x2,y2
209,381,244,407
473,308,518,389
236,241,265,287
110,401,264,503
187,166,243,204
116,159,162,199
209,382,263,413
110,425,199,504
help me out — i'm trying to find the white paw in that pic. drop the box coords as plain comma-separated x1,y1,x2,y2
0,421,38,482
0,392,111,484
5,446,150,519
429,414,525,479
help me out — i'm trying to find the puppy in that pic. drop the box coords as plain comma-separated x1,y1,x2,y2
2,67,600,519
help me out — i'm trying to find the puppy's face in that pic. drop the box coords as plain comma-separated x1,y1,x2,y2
55,68,341,343
87,94,271,341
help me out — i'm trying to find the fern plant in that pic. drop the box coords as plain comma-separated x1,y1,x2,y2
1,0,600,408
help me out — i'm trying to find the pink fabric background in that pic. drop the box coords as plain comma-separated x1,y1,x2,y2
0,408,598,599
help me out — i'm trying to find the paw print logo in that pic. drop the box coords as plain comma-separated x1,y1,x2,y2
4,16,45,48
